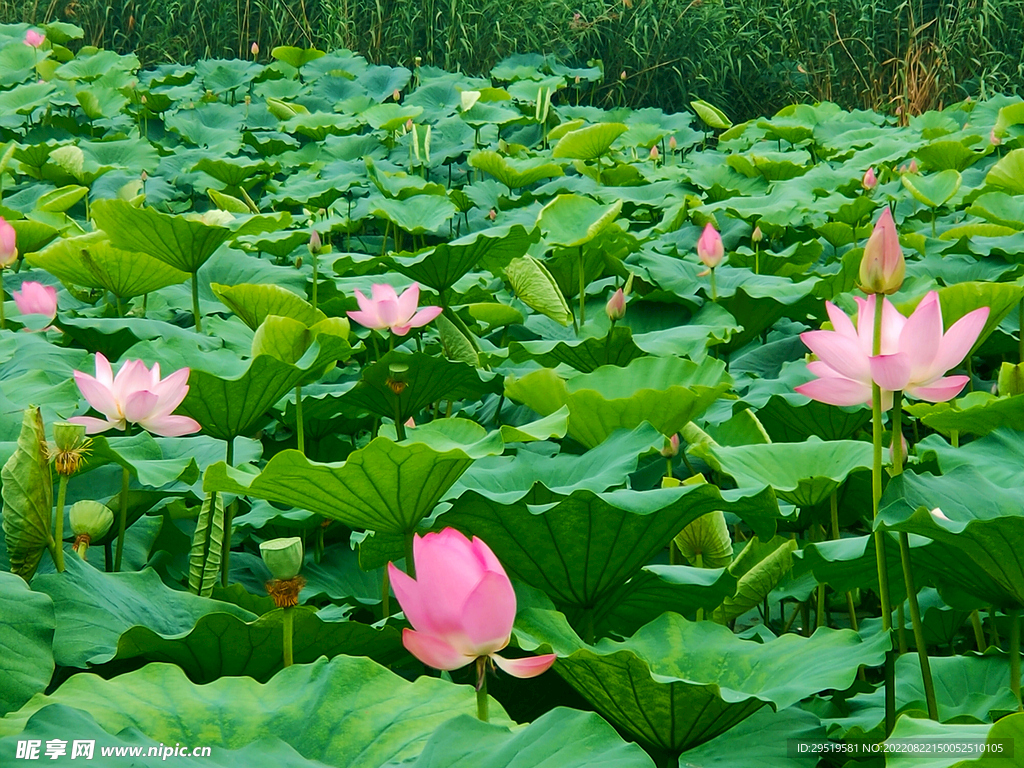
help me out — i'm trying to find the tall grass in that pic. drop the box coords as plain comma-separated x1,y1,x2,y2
3,0,1023,118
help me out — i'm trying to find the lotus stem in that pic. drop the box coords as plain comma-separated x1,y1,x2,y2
295,385,305,454
971,610,986,651
897,603,908,654
992,607,1002,647
404,529,416,578
830,491,858,630
311,254,318,311
114,464,130,571
53,475,67,572
382,566,390,619
1019,300,1023,365
578,245,586,326
475,657,489,722
709,268,717,302
221,439,235,587
0,278,5,330
695,552,704,621
282,605,294,668
191,274,202,333
1010,609,1021,711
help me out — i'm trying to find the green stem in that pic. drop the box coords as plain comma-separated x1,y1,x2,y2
191,273,202,333
311,254,318,311
695,552,704,621
0,276,5,330
897,603,908,654
395,399,406,441
476,659,489,722
578,246,586,326
951,430,959,448
971,610,986,651
830,491,858,630
709,268,717,302
1019,300,1024,365
53,475,67,572
283,606,294,667
221,439,235,587
899,531,939,718
666,457,673,479
382,566,390,619
404,529,416,578
295,385,304,454
114,464,130,571
1011,609,1021,711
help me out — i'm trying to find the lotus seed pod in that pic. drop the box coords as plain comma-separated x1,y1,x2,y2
260,537,304,580
53,421,87,452
69,500,114,540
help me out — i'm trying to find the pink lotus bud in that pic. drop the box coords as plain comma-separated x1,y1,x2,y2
908,159,918,173
696,222,724,269
141,170,148,182
661,434,680,457
388,529,556,677
897,164,907,174
12,281,56,322
619,70,627,80
404,417,416,428
487,208,496,221
308,230,322,255
991,130,1001,146
70,353,200,436
859,207,905,295
649,145,659,161
347,282,443,336
393,89,401,101
862,167,877,190
405,118,414,131
24,29,45,48
606,288,626,321
752,225,763,243
669,135,677,150
0,217,17,268
251,41,259,56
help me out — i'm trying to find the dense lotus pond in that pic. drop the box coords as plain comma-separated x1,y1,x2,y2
2,19,1024,768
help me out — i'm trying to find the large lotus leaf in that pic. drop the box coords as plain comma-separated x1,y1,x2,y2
505,356,731,449
8,218,59,255
439,483,780,613
905,391,1024,438
211,282,326,330
469,150,564,191
205,418,504,533
901,169,961,208
916,429,1024,490
504,255,573,325
55,316,220,362
690,99,732,129
371,195,458,235
922,281,1024,353
390,224,539,295
883,714,1019,768
710,437,872,507
968,192,1024,229
551,123,628,160
392,708,656,768
0,571,54,716
513,609,889,753
30,556,255,668
27,231,190,297
1,407,54,580
449,423,663,504
985,148,1024,194
0,81,54,114
342,350,503,424
0,656,511,765
712,536,797,624
92,199,289,273
823,653,1018,742
878,467,1024,608
673,705,824,768
508,326,645,372
82,432,200,489
914,140,984,172
496,408,569,444
795,534,920,607
537,194,622,248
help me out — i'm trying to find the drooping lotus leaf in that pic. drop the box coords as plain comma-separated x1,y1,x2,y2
8,218,59,255
537,194,622,248
370,195,458,235
438,483,780,616
0,656,512,765
551,123,628,160
505,356,732,448
513,609,889,753
691,99,732,129
904,391,1024,438
204,418,504,533
901,170,962,208
211,282,326,330
341,351,503,424
504,255,573,325
0,571,54,716
91,198,291,274
710,437,873,507
35,184,88,213
26,231,190,297
916,429,1024,490
985,148,1024,194
878,467,1024,608
1,407,54,580
469,150,564,191
496,407,569,444
712,536,797,624
389,223,539,296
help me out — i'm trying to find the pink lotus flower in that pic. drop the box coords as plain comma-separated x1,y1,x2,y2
70,353,201,436
0,217,17,268
606,288,626,321
347,283,442,336
24,29,44,48
796,292,988,408
859,208,905,295
388,529,556,678
12,281,56,321
661,433,680,457
697,223,724,269
863,167,877,190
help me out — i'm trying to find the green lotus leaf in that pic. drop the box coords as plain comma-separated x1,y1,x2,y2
0,656,512,765
691,99,732,129
878,467,1024,608
914,140,984,172
941,222,1018,241
35,184,87,213
901,169,962,208
342,350,503,424
55,317,217,362
795,534,919,607
55,49,139,81
711,437,873,507
469,150,564,191
28,231,190,297
370,195,457,235
675,510,732,568
506,356,732,449
81,432,200,489
675,706,824,768
0,571,54,716
496,407,569,444
390,223,539,295
916,429,1024,490
513,609,889,753
204,418,504,533
905,391,1024,438
504,255,572,325
1,407,54,580
537,194,622,248
438,483,780,618
193,156,273,187
967,191,1024,230
712,536,797,624
508,326,645,372
551,122,628,160
211,282,326,330
92,198,290,274
270,46,325,69
465,302,524,328
8,218,59,255
881,717,996,768
0,82,54,115
985,148,1024,194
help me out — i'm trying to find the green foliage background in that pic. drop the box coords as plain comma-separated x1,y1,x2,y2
2,0,1024,124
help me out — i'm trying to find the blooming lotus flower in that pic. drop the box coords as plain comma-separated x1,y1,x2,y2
389,529,557,677
863,167,877,190
24,29,44,47
0,217,17,268
70,353,201,436
347,282,442,336
12,281,57,321
697,223,724,269
796,291,988,407
606,288,626,321
859,208,905,295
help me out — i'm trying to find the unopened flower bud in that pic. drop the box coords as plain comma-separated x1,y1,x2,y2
752,225,763,243
393,89,401,101
669,135,677,150
696,222,724,269
661,434,680,457
260,536,304,580
649,145,659,161
991,130,1001,146
488,208,496,221
308,230,322,255
908,159,918,173
619,70,627,80
859,207,905,295
606,288,626,321
862,167,877,190
251,41,259,56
